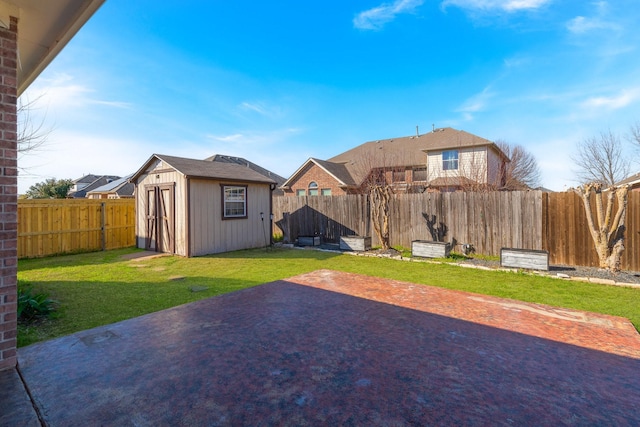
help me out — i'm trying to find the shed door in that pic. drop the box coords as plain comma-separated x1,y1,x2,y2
145,184,175,253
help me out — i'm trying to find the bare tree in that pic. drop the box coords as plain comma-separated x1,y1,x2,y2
572,183,629,272
496,140,541,190
630,121,640,155
350,148,406,250
573,130,630,186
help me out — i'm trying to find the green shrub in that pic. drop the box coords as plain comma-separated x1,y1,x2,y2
272,233,284,243
17,282,57,322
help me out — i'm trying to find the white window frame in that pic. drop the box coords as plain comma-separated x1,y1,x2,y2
443,150,459,171
308,181,319,196
222,185,247,219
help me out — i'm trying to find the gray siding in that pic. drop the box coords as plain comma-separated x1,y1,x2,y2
189,179,272,256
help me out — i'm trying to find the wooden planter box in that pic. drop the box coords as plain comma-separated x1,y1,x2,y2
500,248,549,271
412,240,452,258
298,236,320,246
339,236,371,251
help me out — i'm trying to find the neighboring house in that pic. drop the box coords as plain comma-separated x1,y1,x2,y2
68,174,121,198
281,127,509,196
616,171,640,192
205,154,287,195
130,154,277,257
86,174,135,199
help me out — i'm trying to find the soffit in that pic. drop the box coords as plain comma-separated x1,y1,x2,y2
0,0,105,95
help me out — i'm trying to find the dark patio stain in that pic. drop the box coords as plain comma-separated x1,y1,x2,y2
15,270,640,426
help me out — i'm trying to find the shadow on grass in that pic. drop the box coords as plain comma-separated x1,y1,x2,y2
199,246,344,261
17,276,265,347
18,247,143,272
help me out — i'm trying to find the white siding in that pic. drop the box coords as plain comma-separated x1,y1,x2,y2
427,147,489,183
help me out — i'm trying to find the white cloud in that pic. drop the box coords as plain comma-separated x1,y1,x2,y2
240,102,268,115
20,73,131,111
18,131,153,193
206,128,302,147
353,0,424,30
581,88,640,110
566,15,618,34
441,0,551,12
566,1,621,35
238,101,284,119
455,87,495,120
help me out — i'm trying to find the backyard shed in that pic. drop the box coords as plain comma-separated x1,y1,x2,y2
131,154,277,257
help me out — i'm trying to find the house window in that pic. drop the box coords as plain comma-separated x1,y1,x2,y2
443,150,459,171
296,189,306,196
308,181,319,196
321,188,332,196
393,169,405,182
222,185,247,219
413,167,427,181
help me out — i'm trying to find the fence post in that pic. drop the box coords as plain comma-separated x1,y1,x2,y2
101,202,106,251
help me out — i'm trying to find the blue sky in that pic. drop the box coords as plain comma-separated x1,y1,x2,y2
18,0,640,193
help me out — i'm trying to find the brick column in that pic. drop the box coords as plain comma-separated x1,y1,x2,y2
0,15,18,371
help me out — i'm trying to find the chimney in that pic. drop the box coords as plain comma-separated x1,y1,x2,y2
416,125,419,137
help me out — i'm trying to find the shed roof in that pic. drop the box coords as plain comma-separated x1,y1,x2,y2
204,154,286,186
131,154,277,185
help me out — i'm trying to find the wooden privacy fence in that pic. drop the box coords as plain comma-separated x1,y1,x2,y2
273,192,543,255
388,191,543,255
544,191,639,272
18,199,136,258
273,190,640,271
273,194,369,244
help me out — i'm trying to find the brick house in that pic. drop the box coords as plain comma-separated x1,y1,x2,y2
0,0,105,372
281,127,509,196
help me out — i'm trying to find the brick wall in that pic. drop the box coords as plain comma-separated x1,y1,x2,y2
284,163,349,196
0,16,18,371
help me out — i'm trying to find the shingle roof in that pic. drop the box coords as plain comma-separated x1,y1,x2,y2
204,154,286,186
87,174,135,197
69,175,121,198
73,174,102,184
132,154,277,185
327,127,506,186
616,171,640,187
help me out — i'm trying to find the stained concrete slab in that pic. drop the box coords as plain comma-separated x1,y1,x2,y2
13,270,640,425
0,368,40,427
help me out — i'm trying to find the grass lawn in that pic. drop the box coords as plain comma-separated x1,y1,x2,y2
17,247,640,346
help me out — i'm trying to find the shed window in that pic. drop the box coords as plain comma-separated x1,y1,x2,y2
222,185,247,219
443,150,459,171
308,181,319,196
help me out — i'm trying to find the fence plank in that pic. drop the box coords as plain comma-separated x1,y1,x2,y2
272,189,638,271
18,199,136,259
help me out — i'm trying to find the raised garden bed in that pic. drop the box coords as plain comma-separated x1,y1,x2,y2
500,248,549,271
412,240,452,258
297,236,320,246
340,236,371,252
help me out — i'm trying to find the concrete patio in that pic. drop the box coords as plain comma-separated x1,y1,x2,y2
4,270,640,425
